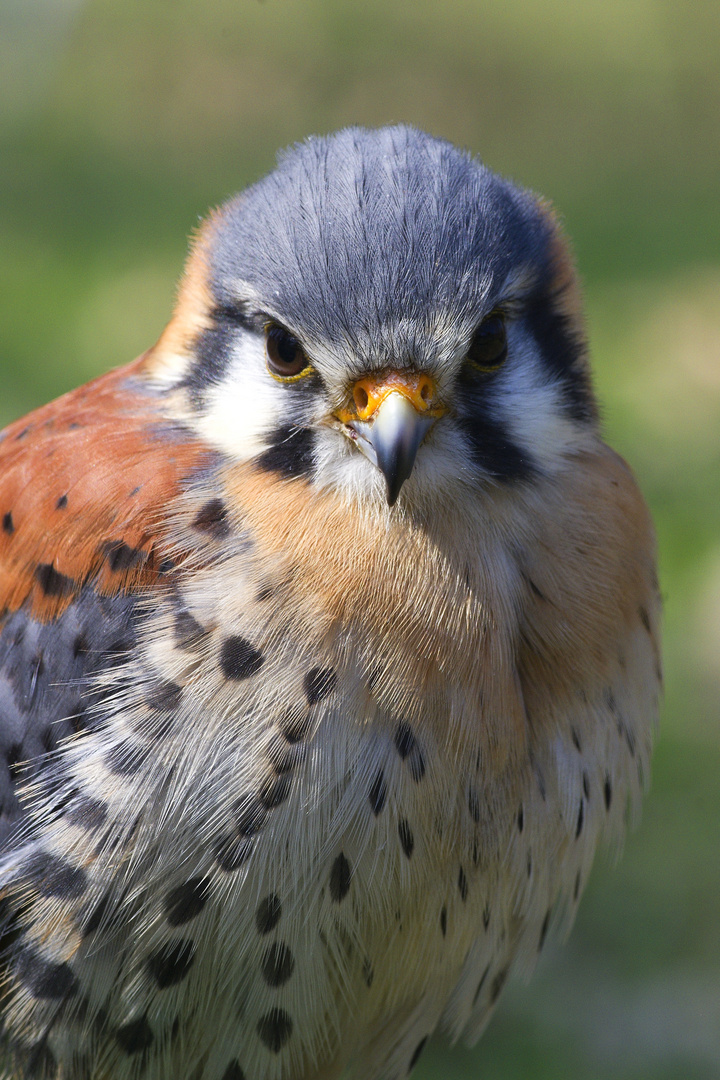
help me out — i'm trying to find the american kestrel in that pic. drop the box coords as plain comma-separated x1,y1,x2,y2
0,126,660,1080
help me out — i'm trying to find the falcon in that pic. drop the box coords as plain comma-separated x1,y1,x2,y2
0,126,661,1080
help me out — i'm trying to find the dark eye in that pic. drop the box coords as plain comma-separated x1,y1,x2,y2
466,312,507,372
265,324,311,379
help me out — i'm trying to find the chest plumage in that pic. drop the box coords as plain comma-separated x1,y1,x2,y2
0,127,660,1080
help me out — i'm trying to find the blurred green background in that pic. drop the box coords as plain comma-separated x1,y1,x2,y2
1,1,718,1077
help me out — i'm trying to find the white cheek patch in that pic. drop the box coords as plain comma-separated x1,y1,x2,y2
194,336,285,461
491,327,589,473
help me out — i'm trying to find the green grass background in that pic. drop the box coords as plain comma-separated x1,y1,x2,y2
1,2,718,1076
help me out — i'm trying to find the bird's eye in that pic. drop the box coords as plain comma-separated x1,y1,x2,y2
265,324,311,380
466,312,508,372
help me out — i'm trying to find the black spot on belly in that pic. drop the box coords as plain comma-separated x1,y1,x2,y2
2,511,13,534
220,636,264,680
55,494,68,510
214,834,254,873
394,722,425,782
440,906,447,937
329,853,351,902
457,866,468,902
575,799,584,838
259,774,292,809
398,818,414,858
256,893,282,934
257,1007,293,1052
261,942,294,987
221,1062,246,1080
234,794,268,837
369,770,387,816
147,939,196,989
266,733,305,774
116,1014,154,1055
164,876,210,926
278,705,312,744
303,666,336,704
604,775,613,811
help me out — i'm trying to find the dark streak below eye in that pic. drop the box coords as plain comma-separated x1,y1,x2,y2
255,426,315,479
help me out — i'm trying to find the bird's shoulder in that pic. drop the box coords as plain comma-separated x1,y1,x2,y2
0,358,212,842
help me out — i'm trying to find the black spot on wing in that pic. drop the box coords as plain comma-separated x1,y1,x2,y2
255,425,315,479
15,949,79,999
25,853,87,899
34,563,75,598
0,587,139,845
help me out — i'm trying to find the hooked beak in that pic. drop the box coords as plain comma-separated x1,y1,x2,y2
336,372,445,505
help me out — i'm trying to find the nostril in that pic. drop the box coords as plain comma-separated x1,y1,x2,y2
419,378,432,404
354,385,369,413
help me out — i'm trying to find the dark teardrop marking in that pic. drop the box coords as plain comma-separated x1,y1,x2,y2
220,636,264,680
303,666,336,704
116,1015,154,1055
329,853,351,902
256,1007,293,1053
261,942,295,987
221,1062,246,1080
394,722,425,781
164,877,210,926
255,893,282,935
147,939,196,989
368,770,387,815
398,818,414,858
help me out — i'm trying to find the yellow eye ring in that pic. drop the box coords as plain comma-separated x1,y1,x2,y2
265,323,314,382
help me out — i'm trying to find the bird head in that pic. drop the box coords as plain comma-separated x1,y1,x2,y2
152,126,598,514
